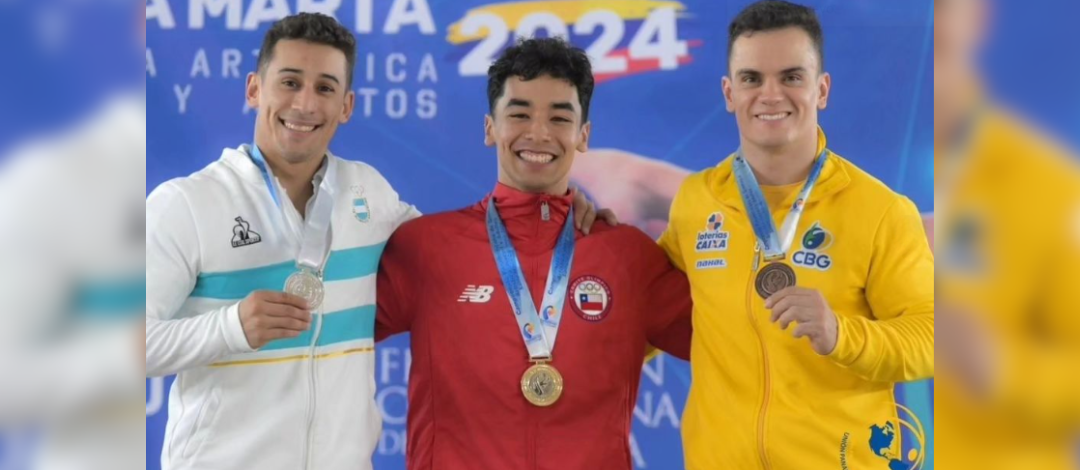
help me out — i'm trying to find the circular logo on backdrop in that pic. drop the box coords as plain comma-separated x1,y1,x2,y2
570,275,613,322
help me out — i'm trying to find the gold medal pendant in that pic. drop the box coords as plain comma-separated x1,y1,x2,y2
521,361,563,407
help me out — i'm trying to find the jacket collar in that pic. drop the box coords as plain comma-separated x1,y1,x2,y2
708,127,851,213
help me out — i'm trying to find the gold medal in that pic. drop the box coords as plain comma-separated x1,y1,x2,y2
520,362,563,407
755,262,796,299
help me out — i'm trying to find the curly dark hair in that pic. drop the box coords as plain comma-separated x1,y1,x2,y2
487,37,594,124
728,1,825,72
256,12,357,87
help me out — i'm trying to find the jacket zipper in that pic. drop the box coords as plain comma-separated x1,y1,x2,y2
531,199,551,470
748,244,772,470
302,296,324,469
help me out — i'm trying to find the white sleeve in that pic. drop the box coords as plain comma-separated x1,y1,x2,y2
145,182,253,377
0,326,142,426
0,150,141,424
393,198,422,227
379,174,421,228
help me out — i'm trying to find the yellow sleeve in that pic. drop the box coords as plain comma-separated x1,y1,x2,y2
651,180,694,364
993,197,1080,432
657,181,690,272
827,197,935,382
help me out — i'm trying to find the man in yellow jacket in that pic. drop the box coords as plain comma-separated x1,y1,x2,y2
935,1,1080,469
658,2,935,469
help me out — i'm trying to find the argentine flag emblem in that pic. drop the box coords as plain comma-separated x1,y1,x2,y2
353,197,371,222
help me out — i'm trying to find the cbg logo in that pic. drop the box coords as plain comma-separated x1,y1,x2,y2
792,222,833,270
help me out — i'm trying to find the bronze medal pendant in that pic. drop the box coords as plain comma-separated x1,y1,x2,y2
520,362,564,407
755,262,796,299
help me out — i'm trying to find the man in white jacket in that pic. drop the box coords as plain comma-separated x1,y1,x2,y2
145,13,419,470
0,92,145,470
0,7,145,469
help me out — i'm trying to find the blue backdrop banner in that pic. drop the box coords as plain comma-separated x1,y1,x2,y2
146,1,935,469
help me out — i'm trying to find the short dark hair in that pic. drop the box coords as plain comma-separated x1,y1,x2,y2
487,37,594,124
256,13,357,87
728,1,825,72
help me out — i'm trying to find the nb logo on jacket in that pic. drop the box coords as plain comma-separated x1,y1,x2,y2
458,285,495,303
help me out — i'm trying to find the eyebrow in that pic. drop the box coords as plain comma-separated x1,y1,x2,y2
506,98,532,108
551,102,575,112
504,99,577,114
278,68,341,85
735,67,808,76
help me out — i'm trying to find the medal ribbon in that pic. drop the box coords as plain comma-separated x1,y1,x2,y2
249,144,337,276
733,148,828,261
486,199,576,361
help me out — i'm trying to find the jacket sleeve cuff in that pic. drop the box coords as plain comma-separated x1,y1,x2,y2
221,303,254,353
826,313,866,367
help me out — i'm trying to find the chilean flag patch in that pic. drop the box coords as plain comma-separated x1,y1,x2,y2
570,275,613,322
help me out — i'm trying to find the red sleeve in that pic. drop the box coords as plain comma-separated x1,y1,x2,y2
631,230,693,360
375,227,413,342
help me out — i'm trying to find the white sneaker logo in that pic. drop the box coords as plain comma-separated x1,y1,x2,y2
458,285,494,303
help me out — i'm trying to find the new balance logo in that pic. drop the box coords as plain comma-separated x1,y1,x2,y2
458,285,495,303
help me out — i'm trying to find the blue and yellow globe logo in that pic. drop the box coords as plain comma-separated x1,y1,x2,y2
802,223,834,251
868,405,927,470
522,323,537,341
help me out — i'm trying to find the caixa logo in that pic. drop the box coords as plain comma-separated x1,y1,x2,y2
792,223,834,270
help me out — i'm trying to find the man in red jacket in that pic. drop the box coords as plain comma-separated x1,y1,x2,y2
375,37,693,470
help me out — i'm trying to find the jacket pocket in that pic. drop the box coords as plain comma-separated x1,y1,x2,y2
179,387,222,461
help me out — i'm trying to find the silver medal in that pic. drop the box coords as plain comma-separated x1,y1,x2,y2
284,270,324,309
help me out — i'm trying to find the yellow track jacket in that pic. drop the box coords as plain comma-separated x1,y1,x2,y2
659,128,935,470
936,108,1080,470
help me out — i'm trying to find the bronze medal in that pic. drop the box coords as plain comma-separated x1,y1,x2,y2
755,262,796,299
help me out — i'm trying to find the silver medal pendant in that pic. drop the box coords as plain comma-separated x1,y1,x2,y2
284,269,324,309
